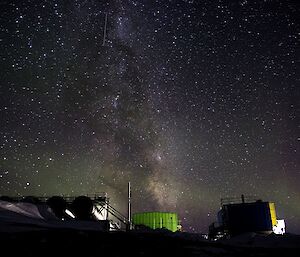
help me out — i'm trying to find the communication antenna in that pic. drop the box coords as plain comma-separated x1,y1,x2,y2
128,182,132,230
102,13,108,46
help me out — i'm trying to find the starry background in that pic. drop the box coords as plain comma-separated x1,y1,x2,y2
0,0,299,233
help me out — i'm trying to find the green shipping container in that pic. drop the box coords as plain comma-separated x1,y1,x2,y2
132,212,179,232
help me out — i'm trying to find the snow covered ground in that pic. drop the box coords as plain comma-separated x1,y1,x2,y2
1,200,299,256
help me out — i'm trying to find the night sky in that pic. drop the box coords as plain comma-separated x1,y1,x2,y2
0,0,299,234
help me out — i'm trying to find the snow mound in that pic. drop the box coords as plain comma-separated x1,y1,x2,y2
0,200,108,233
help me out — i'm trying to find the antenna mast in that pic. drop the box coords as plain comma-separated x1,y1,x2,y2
102,13,108,46
128,182,132,230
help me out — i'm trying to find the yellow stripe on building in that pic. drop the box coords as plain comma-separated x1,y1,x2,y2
269,202,277,226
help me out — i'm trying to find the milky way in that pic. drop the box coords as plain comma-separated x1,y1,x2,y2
0,0,299,233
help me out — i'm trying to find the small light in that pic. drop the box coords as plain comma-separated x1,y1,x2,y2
65,209,75,218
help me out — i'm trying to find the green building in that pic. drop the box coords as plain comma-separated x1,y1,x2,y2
132,212,180,232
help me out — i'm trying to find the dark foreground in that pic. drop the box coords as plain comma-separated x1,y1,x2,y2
1,229,299,257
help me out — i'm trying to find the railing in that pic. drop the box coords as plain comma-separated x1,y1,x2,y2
220,195,260,206
0,192,108,203
94,201,129,225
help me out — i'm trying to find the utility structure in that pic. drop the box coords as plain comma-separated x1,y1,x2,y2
209,195,285,240
126,182,181,232
132,212,181,232
1,193,130,231
0,182,183,233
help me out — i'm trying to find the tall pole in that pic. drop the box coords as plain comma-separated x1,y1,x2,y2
241,194,245,203
102,13,108,46
128,181,131,229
